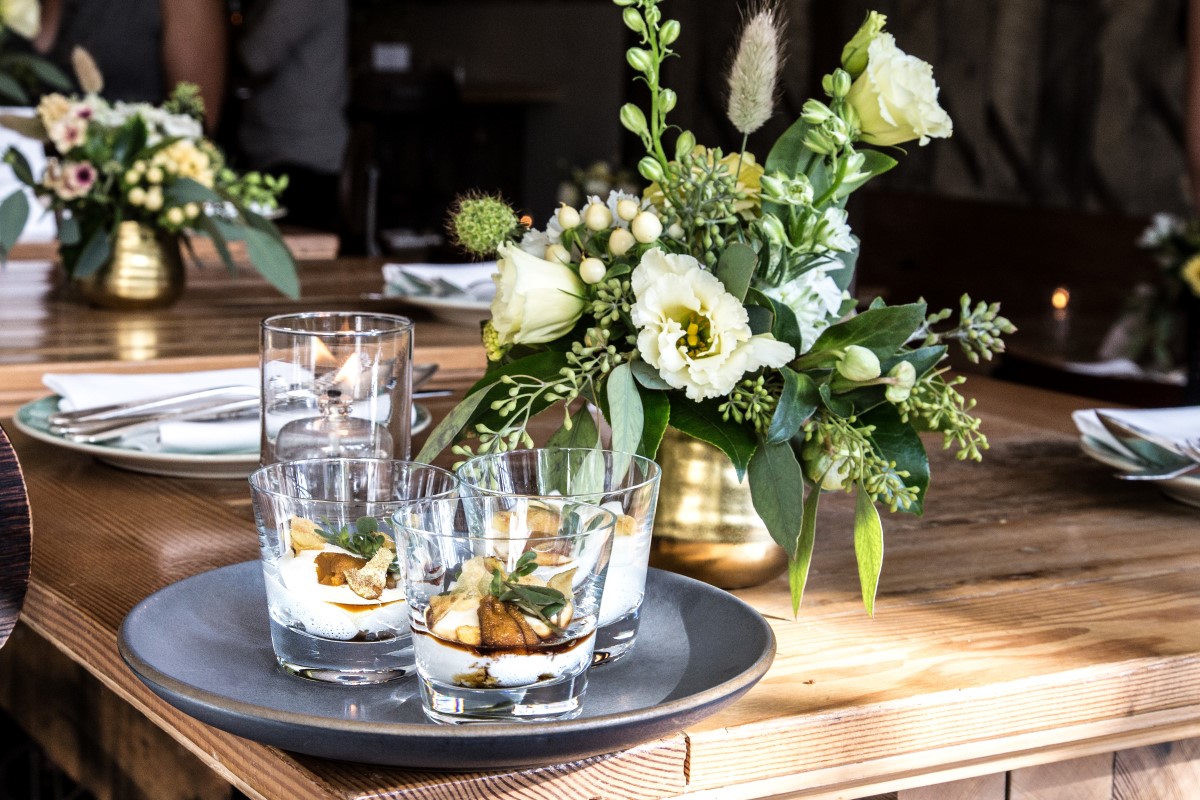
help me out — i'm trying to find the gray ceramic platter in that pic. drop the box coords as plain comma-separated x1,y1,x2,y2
118,561,776,770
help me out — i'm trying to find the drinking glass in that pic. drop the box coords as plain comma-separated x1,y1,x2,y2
394,494,615,723
454,448,661,664
248,458,458,684
260,312,413,464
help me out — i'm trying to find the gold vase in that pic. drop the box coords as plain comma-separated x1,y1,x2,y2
76,221,184,310
649,427,788,589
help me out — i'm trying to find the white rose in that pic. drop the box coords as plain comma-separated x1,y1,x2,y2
630,249,794,401
491,241,586,346
0,0,39,39
845,33,952,147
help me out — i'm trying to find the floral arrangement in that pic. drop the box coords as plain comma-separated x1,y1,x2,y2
1099,213,1200,375
0,49,297,297
0,0,71,105
419,1,1013,614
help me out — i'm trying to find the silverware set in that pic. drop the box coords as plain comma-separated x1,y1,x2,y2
1095,411,1200,481
46,364,447,445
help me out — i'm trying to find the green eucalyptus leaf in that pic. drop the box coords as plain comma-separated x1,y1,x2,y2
4,147,33,186
746,304,773,335
547,405,600,450
195,216,238,273
0,191,30,255
22,58,72,91
861,402,930,515
881,345,947,379
764,117,821,179
164,177,224,206
830,238,859,292
789,483,820,616
606,362,644,459
854,485,884,616
57,213,80,246
818,382,854,418
112,116,147,165
668,396,757,479
631,357,673,391
71,227,112,278
748,439,804,554
766,367,818,444
243,225,300,299
415,384,495,463
804,302,927,363
0,73,27,104
637,385,670,458
714,242,756,302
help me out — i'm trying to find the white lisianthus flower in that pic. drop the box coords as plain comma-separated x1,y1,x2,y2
491,242,586,347
844,33,952,147
630,249,795,401
0,0,40,39
762,261,847,349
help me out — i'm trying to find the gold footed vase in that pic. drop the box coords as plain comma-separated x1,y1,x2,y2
649,427,788,589
76,221,184,310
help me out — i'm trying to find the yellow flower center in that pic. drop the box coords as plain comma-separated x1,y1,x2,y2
682,314,711,357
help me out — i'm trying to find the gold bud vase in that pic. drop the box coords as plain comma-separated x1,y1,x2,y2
76,221,184,310
649,427,788,589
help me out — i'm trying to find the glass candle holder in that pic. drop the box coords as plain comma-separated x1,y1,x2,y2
260,312,413,464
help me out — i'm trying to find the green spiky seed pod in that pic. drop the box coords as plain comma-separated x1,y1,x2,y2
447,192,520,258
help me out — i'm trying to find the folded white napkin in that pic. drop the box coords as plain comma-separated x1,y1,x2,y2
44,368,261,454
383,262,497,300
1071,406,1200,461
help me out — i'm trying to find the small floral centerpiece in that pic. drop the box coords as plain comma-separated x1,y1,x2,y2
420,1,1013,614
1099,213,1200,377
0,49,297,299
0,0,71,104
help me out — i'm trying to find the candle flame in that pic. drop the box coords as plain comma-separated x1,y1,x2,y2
333,353,363,390
1051,287,1070,310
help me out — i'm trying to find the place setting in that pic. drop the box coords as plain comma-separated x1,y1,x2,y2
1073,404,1200,508
379,261,497,326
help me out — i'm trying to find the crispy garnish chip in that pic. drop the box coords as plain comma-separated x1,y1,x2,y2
288,516,327,553
344,546,392,600
616,513,638,537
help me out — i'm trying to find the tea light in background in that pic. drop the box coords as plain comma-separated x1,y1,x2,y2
260,312,413,464
1050,286,1071,349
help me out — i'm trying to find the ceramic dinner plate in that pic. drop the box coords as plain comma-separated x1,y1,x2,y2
12,396,432,481
1080,434,1200,509
118,562,776,770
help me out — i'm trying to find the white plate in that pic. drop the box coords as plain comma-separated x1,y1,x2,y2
13,396,432,480
382,286,492,327
381,263,495,326
1080,435,1200,509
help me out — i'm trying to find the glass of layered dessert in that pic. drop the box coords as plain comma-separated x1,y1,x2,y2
455,449,660,664
248,458,458,684
395,494,615,723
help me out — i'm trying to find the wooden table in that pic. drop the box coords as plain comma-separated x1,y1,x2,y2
2,258,1200,800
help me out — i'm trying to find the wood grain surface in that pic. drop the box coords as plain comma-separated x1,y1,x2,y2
0,421,30,650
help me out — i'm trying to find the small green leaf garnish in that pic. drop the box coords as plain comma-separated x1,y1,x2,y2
317,515,399,575
487,551,568,634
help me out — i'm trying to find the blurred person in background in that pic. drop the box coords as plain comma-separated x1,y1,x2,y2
33,0,227,133
234,0,349,235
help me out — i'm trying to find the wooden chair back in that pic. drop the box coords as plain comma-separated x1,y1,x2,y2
0,421,31,649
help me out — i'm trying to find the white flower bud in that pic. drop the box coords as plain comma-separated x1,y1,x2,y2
127,187,146,206
123,169,139,185
556,203,581,229
608,227,635,256
836,345,881,382
630,211,662,243
579,257,606,284
583,202,613,231
667,222,685,240
146,166,164,184
144,186,163,212
166,207,185,225
184,202,200,218
885,360,917,403
616,198,639,221
544,242,571,265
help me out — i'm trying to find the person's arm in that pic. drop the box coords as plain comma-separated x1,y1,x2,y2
160,0,227,133
1187,0,1200,212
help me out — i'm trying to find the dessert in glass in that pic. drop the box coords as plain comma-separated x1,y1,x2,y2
395,494,615,722
455,448,660,663
248,458,458,684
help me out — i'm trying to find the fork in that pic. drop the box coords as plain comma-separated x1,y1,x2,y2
1117,436,1200,481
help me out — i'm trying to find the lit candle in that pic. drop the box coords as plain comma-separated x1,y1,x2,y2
1050,286,1070,349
